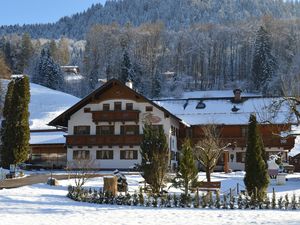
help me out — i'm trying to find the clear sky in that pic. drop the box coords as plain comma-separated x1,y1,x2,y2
0,0,107,26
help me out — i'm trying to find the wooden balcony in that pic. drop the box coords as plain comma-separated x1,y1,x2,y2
191,136,295,150
66,135,142,146
90,110,140,123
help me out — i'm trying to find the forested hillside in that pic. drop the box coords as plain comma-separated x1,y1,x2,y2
0,0,299,39
1,0,300,98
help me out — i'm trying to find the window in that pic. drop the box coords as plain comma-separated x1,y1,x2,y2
236,152,246,163
171,151,176,160
73,150,90,160
120,125,139,135
196,101,206,109
126,103,133,110
120,150,138,160
145,106,153,112
74,126,90,135
103,104,110,111
96,126,114,135
114,102,122,111
96,150,113,159
171,126,176,135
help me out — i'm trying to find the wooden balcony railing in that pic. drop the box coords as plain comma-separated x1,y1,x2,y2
191,137,295,149
89,110,140,123
66,135,142,146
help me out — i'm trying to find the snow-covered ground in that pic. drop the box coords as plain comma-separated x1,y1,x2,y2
1,172,300,225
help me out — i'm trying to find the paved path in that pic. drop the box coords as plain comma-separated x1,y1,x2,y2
0,173,106,189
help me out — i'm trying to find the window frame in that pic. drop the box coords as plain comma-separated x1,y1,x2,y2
103,103,110,111
114,102,122,111
120,150,138,160
126,103,133,110
73,126,90,135
73,150,90,160
96,150,114,160
96,125,114,135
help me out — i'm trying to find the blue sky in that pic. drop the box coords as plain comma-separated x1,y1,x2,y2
0,0,107,26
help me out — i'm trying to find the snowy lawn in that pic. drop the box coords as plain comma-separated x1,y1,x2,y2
0,172,300,225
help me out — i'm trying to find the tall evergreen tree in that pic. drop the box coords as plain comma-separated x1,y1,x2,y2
1,80,15,168
244,114,269,201
19,33,34,72
11,76,30,165
251,26,276,94
139,124,169,193
32,49,64,90
119,50,132,83
172,139,198,196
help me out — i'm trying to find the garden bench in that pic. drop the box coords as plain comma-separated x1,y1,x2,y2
194,181,221,192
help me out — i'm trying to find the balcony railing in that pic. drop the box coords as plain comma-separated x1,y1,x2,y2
66,135,142,146
90,110,140,123
192,137,295,149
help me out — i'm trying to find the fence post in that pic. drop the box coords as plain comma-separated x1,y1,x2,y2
237,183,239,195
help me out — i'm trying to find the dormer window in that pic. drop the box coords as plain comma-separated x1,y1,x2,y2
231,105,240,112
196,101,206,109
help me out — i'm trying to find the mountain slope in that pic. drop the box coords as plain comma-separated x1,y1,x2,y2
2,80,80,129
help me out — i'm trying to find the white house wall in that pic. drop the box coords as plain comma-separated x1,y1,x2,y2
67,99,180,169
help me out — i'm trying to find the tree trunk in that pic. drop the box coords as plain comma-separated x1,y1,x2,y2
206,168,211,182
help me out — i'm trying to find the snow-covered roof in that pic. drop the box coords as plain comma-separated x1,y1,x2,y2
30,131,66,145
181,90,261,99
155,97,295,125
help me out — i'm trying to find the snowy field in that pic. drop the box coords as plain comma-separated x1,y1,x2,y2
1,172,300,225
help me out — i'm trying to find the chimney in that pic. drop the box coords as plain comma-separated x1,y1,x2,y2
126,80,133,89
233,89,242,103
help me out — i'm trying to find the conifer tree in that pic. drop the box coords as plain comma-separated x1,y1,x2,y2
119,50,132,83
251,26,276,94
33,49,64,90
11,76,30,165
1,80,15,168
244,114,269,201
172,139,198,196
19,33,34,72
139,124,169,193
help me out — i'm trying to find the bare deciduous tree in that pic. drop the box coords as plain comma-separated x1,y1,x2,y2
67,159,95,195
194,125,230,182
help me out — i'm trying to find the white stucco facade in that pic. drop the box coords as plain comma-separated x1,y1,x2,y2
66,98,180,170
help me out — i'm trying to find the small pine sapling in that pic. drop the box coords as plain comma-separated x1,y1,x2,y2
272,189,276,209
186,194,192,208
201,193,207,208
152,194,158,207
208,192,214,208
166,194,172,208
193,191,200,208
230,194,235,209
237,193,243,209
125,193,132,206
173,194,178,207
278,196,284,209
132,191,138,206
285,194,289,210
291,194,297,210
215,191,221,209
264,196,270,209
138,188,144,206
160,194,167,207
222,194,228,209
179,193,187,207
